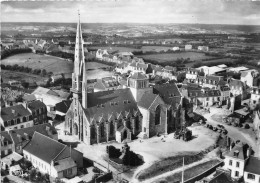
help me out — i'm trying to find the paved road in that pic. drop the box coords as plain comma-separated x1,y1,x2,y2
196,107,258,154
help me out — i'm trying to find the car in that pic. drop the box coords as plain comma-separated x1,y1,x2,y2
232,123,238,127
222,129,228,135
208,125,213,130
227,122,232,126
213,127,218,131
217,129,222,133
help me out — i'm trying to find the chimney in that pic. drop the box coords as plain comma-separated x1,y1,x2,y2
17,134,22,142
12,109,15,114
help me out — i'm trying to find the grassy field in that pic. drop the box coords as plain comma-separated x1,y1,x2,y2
156,159,221,183
136,153,204,181
1,53,112,78
1,69,48,84
140,52,214,63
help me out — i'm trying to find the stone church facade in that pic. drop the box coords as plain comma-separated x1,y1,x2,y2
65,14,183,145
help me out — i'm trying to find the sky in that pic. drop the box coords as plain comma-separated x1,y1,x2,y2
1,0,260,25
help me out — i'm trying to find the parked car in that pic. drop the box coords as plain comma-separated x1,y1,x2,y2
213,127,218,131
208,125,213,130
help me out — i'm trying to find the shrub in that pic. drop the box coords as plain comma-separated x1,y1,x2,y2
244,124,250,129
106,145,121,158
3,177,10,183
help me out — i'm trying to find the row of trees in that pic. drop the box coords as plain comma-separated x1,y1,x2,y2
1,64,52,77
1,48,32,60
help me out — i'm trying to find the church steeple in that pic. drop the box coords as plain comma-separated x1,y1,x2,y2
71,11,85,93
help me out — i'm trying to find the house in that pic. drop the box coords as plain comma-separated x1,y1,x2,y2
51,74,63,83
115,63,129,74
223,142,252,179
219,86,231,105
197,66,226,76
186,68,199,83
229,79,247,99
185,45,192,50
240,70,258,87
32,87,69,110
1,131,14,158
0,104,33,131
1,152,23,171
243,156,260,183
172,47,180,51
250,87,260,110
196,75,225,89
198,46,209,52
8,123,58,155
27,100,48,125
23,132,83,179
46,44,60,54
96,49,109,60
55,100,72,121
128,62,151,74
228,67,249,73
37,39,47,49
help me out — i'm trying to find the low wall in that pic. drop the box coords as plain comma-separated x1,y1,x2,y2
184,161,224,183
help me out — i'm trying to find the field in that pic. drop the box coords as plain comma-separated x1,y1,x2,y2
88,45,174,53
140,52,214,62
1,53,112,78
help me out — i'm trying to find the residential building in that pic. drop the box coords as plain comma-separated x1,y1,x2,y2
23,132,83,179
0,104,33,131
241,70,258,87
219,85,231,105
96,49,109,60
244,156,260,183
1,131,14,158
198,46,209,52
250,87,260,110
185,44,192,50
186,68,199,83
197,66,226,76
172,47,180,51
55,100,72,121
94,77,121,92
229,79,247,99
253,110,260,139
196,75,225,89
28,100,48,125
223,142,251,179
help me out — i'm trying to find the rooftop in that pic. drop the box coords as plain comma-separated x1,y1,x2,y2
1,104,31,122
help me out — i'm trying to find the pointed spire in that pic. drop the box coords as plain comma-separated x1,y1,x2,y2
74,10,84,76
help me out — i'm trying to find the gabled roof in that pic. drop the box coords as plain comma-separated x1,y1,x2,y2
9,123,57,145
23,94,37,102
28,100,46,111
229,79,244,88
138,93,159,109
55,100,72,114
1,104,31,122
1,131,13,144
153,83,182,109
226,142,249,160
209,172,234,183
85,88,139,123
23,132,66,164
244,156,260,175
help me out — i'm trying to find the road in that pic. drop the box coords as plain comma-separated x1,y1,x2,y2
196,107,258,154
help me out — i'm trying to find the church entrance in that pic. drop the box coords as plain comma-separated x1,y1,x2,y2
116,126,131,143
123,130,128,139
73,123,78,135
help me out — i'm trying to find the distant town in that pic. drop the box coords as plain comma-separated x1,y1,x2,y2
1,5,260,183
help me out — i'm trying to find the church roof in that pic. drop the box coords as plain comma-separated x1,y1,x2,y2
153,83,182,109
85,88,139,124
138,93,159,109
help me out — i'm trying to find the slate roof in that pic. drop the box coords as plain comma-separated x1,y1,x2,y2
138,93,158,109
55,100,72,114
23,132,66,164
28,100,46,111
1,131,13,144
85,88,139,123
209,172,234,183
54,157,77,172
23,94,37,102
9,123,57,145
244,156,260,175
129,72,147,80
1,104,31,122
153,83,182,109
188,89,221,98
229,79,244,88
226,142,249,160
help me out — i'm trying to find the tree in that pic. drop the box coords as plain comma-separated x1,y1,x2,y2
41,69,47,77
3,177,10,183
29,169,37,181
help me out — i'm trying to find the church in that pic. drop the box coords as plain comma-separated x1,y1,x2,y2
65,14,183,145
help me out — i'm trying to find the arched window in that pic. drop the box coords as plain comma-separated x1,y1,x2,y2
135,118,139,130
110,122,114,135
100,123,105,137
11,120,14,126
91,126,96,138
155,105,161,125
17,118,21,124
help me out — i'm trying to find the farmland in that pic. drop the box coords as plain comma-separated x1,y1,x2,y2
1,53,112,78
140,52,215,63
88,45,173,53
